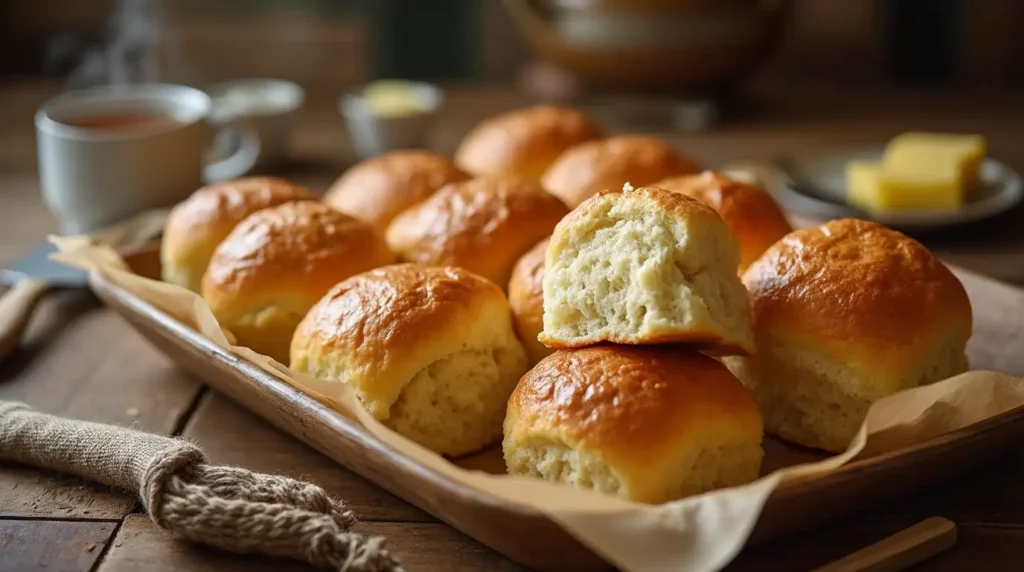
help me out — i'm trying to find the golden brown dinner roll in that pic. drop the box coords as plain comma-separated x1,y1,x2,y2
541,135,700,207
654,171,793,274
201,201,394,364
454,105,601,179
727,218,972,452
507,237,552,365
540,185,754,354
161,177,318,292
291,264,528,457
386,176,569,288
504,346,763,503
323,150,469,231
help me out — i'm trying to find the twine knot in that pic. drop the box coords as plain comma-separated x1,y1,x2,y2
0,400,403,572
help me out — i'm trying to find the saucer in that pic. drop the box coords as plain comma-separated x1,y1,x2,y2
773,146,1023,231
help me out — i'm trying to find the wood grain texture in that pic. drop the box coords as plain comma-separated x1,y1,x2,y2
732,514,928,571
181,392,433,523
0,289,204,519
96,515,526,572
0,518,117,572
96,515,312,572
734,512,1024,572
915,526,1024,571
812,517,956,572
892,449,1024,526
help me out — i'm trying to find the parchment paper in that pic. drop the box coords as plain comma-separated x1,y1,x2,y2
50,216,1024,572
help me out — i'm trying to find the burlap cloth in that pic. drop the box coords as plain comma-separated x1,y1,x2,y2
0,400,403,571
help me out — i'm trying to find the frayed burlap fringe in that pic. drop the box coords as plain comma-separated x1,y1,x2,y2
0,401,403,572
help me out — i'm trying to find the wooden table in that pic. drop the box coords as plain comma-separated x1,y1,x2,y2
3,79,1024,572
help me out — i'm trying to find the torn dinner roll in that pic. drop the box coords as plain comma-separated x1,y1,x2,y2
539,185,754,354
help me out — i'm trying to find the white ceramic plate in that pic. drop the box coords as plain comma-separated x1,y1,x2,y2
772,146,1023,230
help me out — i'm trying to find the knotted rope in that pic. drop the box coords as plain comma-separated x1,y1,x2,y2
0,401,403,572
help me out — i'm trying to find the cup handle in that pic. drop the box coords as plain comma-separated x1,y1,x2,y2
203,125,261,183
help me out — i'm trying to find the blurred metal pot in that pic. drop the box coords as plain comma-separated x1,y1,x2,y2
504,0,792,94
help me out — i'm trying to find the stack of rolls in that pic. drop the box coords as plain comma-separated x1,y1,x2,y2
158,103,970,505
504,183,766,503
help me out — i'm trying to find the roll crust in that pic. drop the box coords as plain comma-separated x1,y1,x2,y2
161,176,318,292
455,105,601,179
541,135,700,207
291,264,528,456
505,346,763,503
508,237,551,365
654,171,793,273
323,150,469,231
201,201,394,363
386,175,569,287
744,218,972,379
508,347,761,459
731,218,973,451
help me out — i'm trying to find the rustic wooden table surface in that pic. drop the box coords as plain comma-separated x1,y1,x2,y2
3,79,1024,572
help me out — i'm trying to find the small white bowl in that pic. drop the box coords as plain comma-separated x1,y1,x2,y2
340,82,444,159
207,78,305,167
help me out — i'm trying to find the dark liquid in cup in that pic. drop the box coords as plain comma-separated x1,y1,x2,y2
63,114,179,132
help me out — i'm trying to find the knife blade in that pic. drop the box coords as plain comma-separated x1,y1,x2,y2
0,241,89,288
0,205,171,362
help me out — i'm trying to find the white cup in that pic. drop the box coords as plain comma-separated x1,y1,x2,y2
35,84,260,235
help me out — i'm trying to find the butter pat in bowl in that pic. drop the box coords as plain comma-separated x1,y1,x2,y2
341,80,444,159
846,132,985,213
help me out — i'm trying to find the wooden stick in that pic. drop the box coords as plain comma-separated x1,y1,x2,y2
814,517,957,572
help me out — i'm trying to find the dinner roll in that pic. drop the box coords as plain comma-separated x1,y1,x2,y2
539,185,754,354
386,176,569,288
541,135,700,207
508,237,552,365
454,105,601,179
161,177,317,292
323,150,468,231
291,264,528,457
654,171,793,273
504,346,763,503
202,201,394,364
728,219,972,452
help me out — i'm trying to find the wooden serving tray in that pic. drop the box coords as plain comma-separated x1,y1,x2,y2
92,248,1024,572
